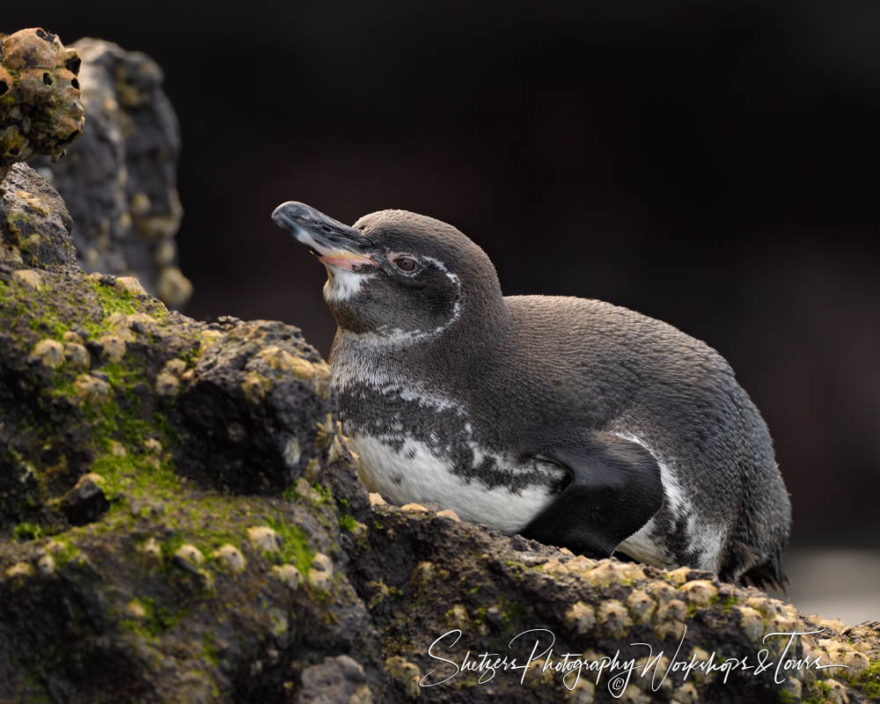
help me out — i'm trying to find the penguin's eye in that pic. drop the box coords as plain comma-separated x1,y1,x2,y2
392,256,419,273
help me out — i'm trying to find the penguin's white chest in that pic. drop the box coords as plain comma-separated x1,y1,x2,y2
350,433,559,534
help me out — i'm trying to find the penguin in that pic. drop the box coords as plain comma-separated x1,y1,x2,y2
271,201,791,587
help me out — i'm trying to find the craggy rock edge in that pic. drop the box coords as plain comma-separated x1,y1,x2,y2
36,37,192,307
1,165,878,703
1,26,191,306
0,28,85,178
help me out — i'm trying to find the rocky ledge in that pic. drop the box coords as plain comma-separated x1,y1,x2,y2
0,30,878,704
1,162,877,704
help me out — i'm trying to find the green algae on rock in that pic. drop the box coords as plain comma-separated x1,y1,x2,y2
0,160,379,701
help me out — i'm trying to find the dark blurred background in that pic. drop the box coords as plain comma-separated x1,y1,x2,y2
7,0,879,616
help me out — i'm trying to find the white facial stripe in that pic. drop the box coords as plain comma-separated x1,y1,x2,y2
352,434,558,534
422,256,463,335
339,255,462,347
421,256,448,271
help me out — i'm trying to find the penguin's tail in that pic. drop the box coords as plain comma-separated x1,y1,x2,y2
739,549,789,593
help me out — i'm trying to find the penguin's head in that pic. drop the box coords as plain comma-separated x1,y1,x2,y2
272,201,504,343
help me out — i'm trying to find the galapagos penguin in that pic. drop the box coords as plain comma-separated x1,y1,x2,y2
272,201,791,586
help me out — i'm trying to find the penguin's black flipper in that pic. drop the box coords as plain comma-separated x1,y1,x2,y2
520,432,664,558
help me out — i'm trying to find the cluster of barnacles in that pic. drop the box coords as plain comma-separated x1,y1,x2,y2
0,28,84,177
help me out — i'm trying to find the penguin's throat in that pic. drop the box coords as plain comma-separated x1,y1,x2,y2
328,297,464,348
322,267,375,303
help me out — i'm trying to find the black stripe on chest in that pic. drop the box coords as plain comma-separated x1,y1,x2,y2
338,382,565,493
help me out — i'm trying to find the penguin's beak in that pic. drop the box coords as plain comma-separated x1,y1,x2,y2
271,201,377,270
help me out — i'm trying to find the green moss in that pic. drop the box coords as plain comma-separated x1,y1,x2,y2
3,269,168,352
77,350,184,500
159,533,187,561
777,689,796,703
852,657,880,699
1,273,116,349
202,631,220,666
179,341,202,366
498,599,522,631
4,269,189,502
265,517,313,575
13,521,42,541
90,281,138,317
85,276,169,325
90,450,180,503
49,371,78,400
0,277,71,342
135,515,241,574
339,513,357,532
282,481,335,516
800,696,824,704
719,593,738,613
312,482,333,504
196,529,243,557
47,536,80,567
98,361,129,388
28,313,69,340
98,401,175,452
121,596,191,640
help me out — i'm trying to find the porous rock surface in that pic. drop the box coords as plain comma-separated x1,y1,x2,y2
1,84,879,704
36,37,192,307
0,28,85,178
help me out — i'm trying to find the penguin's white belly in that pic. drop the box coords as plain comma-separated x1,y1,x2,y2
350,434,559,534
